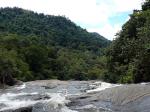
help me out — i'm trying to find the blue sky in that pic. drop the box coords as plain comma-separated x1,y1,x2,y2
109,12,131,26
0,0,143,40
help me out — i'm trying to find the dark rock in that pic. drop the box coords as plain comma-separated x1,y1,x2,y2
34,94,51,100
32,103,49,112
0,79,22,89
1,106,33,112
12,106,33,112
42,84,57,89
15,80,23,85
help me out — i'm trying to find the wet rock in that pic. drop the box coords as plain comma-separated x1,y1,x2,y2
42,84,57,89
76,107,111,112
1,106,33,112
15,93,51,101
68,84,150,112
34,94,51,100
32,102,66,112
13,106,32,112
0,103,7,109
32,103,49,112
15,80,23,85
1,80,150,112
40,82,60,90
0,79,22,89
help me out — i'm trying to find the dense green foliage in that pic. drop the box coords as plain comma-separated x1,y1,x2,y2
0,7,110,85
106,0,150,83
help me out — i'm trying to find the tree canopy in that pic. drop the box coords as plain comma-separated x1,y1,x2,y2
106,0,150,83
0,7,110,85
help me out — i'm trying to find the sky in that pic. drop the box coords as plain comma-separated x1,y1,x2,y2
0,0,144,40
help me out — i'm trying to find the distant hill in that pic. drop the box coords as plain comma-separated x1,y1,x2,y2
0,7,110,85
0,7,110,52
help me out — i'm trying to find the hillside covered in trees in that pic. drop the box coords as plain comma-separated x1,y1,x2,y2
0,7,110,85
106,0,150,83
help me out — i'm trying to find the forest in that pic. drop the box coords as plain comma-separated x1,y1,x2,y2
0,0,150,86
106,0,150,83
0,7,110,85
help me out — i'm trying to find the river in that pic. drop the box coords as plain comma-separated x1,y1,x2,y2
0,80,150,112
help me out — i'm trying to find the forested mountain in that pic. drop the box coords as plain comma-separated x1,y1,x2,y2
0,7,110,85
0,7,110,51
106,0,150,83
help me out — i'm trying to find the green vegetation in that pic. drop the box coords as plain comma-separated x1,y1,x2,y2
106,0,150,83
0,7,110,85
2,0,150,85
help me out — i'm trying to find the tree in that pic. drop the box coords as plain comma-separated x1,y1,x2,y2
106,0,150,83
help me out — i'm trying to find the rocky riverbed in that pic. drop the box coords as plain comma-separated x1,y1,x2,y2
0,80,150,112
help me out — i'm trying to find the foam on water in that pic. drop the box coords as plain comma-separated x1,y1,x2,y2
87,81,121,93
0,92,77,112
0,92,39,111
0,100,38,111
47,93,69,106
140,82,149,85
15,83,26,90
44,93,77,112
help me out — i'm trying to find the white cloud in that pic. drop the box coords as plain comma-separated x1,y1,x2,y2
0,0,143,40
88,24,121,40
113,0,143,12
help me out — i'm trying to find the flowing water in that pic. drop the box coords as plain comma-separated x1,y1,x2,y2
0,81,120,112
